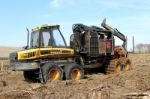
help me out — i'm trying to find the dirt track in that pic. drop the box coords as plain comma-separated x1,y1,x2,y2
0,53,150,99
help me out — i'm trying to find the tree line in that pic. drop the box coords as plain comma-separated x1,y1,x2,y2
136,43,150,53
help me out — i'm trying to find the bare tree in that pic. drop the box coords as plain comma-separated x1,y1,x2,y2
136,43,150,53
136,43,144,53
146,44,150,53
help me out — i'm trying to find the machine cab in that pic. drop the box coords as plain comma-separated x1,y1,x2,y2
30,25,67,49
10,24,74,63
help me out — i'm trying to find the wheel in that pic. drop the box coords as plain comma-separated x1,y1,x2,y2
64,64,84,80
114,62,122,73
105,59,123,74
124,59,131,71
42,63,63,83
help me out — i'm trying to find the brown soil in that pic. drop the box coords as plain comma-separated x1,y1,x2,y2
0,53,150,99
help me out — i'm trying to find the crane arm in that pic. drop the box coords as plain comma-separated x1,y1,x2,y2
101,19,127,48
101,19,126,42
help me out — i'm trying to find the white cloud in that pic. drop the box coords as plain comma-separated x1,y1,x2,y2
50,0,75,8
50,0,63,8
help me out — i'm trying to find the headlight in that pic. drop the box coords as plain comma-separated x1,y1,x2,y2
9,52,17,62
23,52,35,58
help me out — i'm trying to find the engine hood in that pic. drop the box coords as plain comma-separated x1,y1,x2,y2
10,48,74,61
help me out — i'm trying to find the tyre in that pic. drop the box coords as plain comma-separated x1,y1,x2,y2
42,63,63,83
105,59,123,74
114,62,123,73
124,59,131,71
64,64,84,80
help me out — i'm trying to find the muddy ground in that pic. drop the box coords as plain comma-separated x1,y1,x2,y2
0,53,150,99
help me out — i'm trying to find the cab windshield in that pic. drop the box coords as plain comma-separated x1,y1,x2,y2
30,31,39,48
41,28,66,48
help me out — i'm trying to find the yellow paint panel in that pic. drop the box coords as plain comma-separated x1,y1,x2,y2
17,48,74,61
32,24,59,32
18,48,40,60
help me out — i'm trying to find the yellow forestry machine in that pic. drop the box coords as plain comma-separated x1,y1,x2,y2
9,19,131,83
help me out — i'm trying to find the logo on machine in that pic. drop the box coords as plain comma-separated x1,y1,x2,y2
40,50,71,55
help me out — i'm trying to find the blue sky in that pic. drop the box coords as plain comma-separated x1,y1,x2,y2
0,0,150,50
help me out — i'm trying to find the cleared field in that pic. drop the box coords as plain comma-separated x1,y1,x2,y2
0,53,150,99
0,46,20,57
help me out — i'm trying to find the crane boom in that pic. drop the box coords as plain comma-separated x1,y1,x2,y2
101,19,126,42
101,19,126,47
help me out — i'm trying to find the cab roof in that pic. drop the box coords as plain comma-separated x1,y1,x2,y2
32,24,60,32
